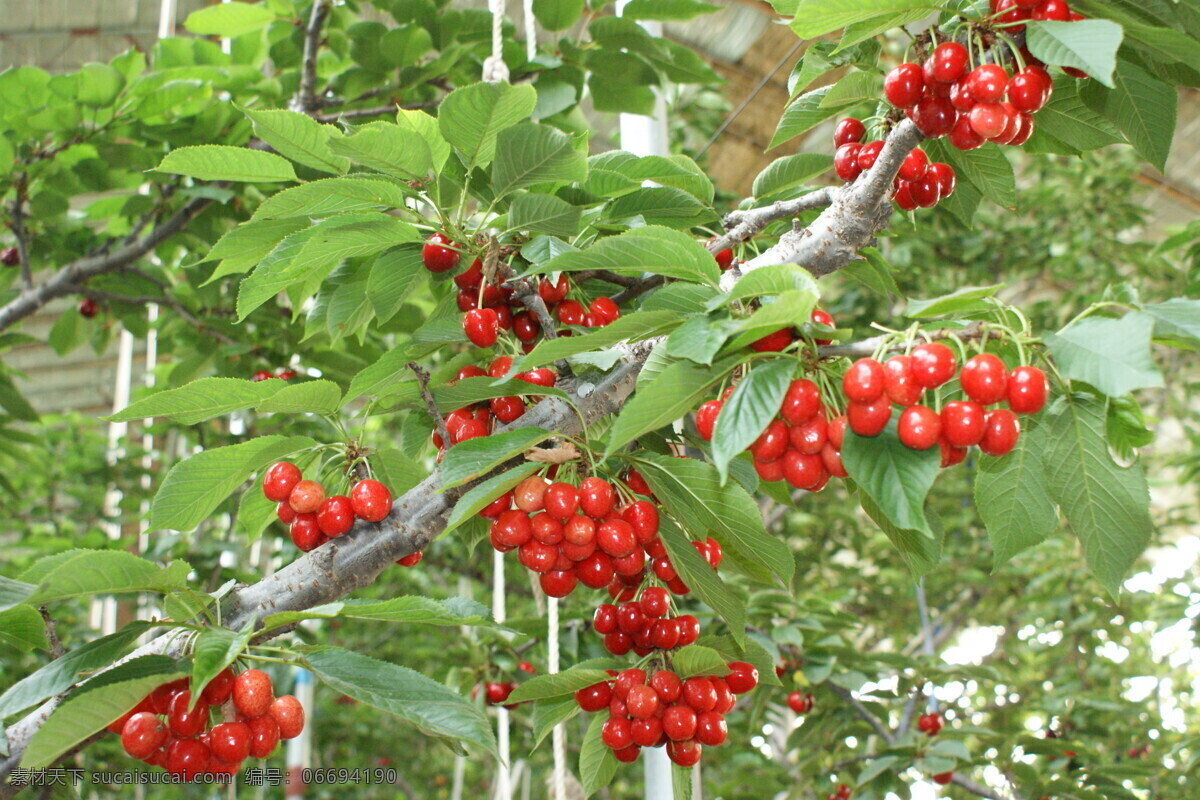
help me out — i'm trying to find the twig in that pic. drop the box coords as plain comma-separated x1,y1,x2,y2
38,607,63,660
79,289,237,346
712,187,836,256
292,0,334,113
610,274,665,305
121,185,179,248
407,361,450,447
949,774,1009,800
827,685,895,745
314,100,440,123
10,176,33,290
574,270,640,288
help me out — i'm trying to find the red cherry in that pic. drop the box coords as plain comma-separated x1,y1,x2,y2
541,569,578,597
166,739,211,780
617,601,646,634
857,140,885,171
834,143,863,182
288,480,324,514
544,482,580,521
290,514,323,551
518,367,557,388
980,408,1021,456
682,678,717,713
910,342,957,388
696,399,723,441
453,258,484,290
968,102,1009,139
917,712,943,736
122,712,169,759
882,355,922,406
725,661,759,694
539,275,569,304
941,401,987,447
884,63,925,108
631,717,664,748
479,491,512,520
627,685,660,720
79,298,99,318
463,308,500,348
928,163,956,198
518,538,559,573
780,379,821,426
512,311,540,343
898,405,941,450
602,717,634,750
789,415,827,455
666,739,702,767
821,443,847,478
455,290,476,312
492,510,533,549
713,247,735,270
590,297,620,326
232,669,274,719
579,477,615,518
397,551,423,567
1009,112,1035,146
209,722,251,763
422,233,461,273
662,705,698,741
949,79,977,112
621,501,659,544
1032,0,1070,20
647,618,679,649
262,462,302,502
949,115,985,151
201,667,236,706
754,457,784,482
490,395,526,423
993,0,1031,30
252,369,274,382
247,714,280,758
782,450,825,490
1007,366,1049,414
167,691,207,739
1008,70,1050,113
576,683,616,714
454,418,489,445
847,396,892,437
894,181,917,211
898,148,929,181
513,476,549,513
350,479,392,522
695,712,727,746
639,587,670,619
593,603,619,635
0,247,19,267
961,353,1009,404
556,299,586,325
930,42,968,83
578,552,616,589
750,419,790,462
909,95,957,137
750,327,793,352
968,64,1009,103
833,117,866,146
843,358,886,403
910,173,942,208
940,437,968,468
810,309,835,345
933,771,954,785
316,495,354,537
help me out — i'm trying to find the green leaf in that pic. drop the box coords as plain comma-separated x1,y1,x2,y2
930,143,1016,210
26,552,189,605
242,108,349,175
726,290,817,350
905,285,1001,318
751,154,834,199
606,187,709,228
666,317,740,366
656,517,746,645
256,380,342,415
1142,298,1200,348
1044,395,1154,596
854,484,943,576
252,179,407,220
1080,61,1177,172
368,245,426,324
604,359,731,457
396,109,450,172
619,0,720,20
492,124,588,197
305,646,496,755
327,125,433,180
1031,75,1124,152
235,483,278,545
0,606,48,653
694,634,781,686
156,145,296,183
579,712,618,797
843,422,941,537
0,575,36,613
0,375,37,422
1025,19,1123,87
533,0,585,30
439,82,538,170
262,596,500,632
325,278,375,342
506,668,613,704
22,657,188,768
711,359,794,482
637,453,793,586
857,755,902,785
507,193,582,237
975,418,1059,570
443,464,542,536
1045,312,1163,397
188,625,253,710
531,696,582,750
515,311,681,370
789,0,941,39
440,428,552,490
344,349,415,405
584,152,714,203
76,63,124,108
149,435,316,532
184,1,276,36
770,86,844,150
432,377,570,414
671,645,728,678
0,624,150,720
537,226,720,287
107,377,279,424
842,246,901,298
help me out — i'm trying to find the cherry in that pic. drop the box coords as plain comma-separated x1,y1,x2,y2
1009,69,1050,113
898,405,941,450
563,514,597,547
910,173,941,208
579,477,615,518
513,476,549,513
663,705,698,741
556,299,586,325
780,379,820,426
695,711,728,746
786,691,814,713
725,661,759,694
993,0,1031,30
941,401,987,447
512,311,540,343
288,480,325,514
750,327,793,352
909,95,957,137
631,717,664,748
622,501,659,543
518,538,558,573
930,42,969,83
422,233,461,273
627,685,660,720
910,342,957,388
884,63,925,108
519,368,557,388
834,143,863,182
233,669,274,719
166,738,210,780
677,614,701,646
894,181,917,211
933,771,954,785
492,510,533,549
262,462,302,502
590,297,621,325
316,494,354,537
917,712,943,736
754,457,784,482
252,369,274,382
247,714,280,758
666,739,702,768
454,418,489,444
856,140,885,171
786,410,828,452
517,661,536,675
454,258,483,290
397,551,423,567
539,275,569,304
277,369,297,381
290,514,323,551
602,717,633,750
149,680,186,715
750,419,789,461
949,115,985,150
968,102,1009,139
882,355,922,406
1010,112,1035,146
833,117,866,146
578,552,616,588
604,630,634,654
201,667,236,706
1032,0,1070,20
544,482,580,521
696,399,723,441
485,682,510,705
899,148,929,181
966,64,1009,103
490,395,526,423
647,670,681,704
590,604,617,636
961,353,1009,404
79,298,99,318
167,691,208,738
350,479,392,522
682,678,717,713
843,358,886,403
847,396,892,437
712,678,735,713
0,247,19,266
463,308,499,348
1007,366,1049,414
783,450,825,490
645,618,676,649
639,586,670,619
207,721,251,764
810,309,835,345
980,408,1020,455
928,162,956,198
121,712,169,759
479,492,512,520
940,437,968,468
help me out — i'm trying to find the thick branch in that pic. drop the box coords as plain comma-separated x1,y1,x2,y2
713,187,836,256
292,0,334,113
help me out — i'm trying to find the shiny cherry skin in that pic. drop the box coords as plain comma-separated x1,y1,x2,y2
590,297,620,326
579,477,615,518
247,714,280,758
930,42,968,83
899,148,930,181
961,353,1009,404
857,140,885,171
232,669,274,719
544,482,580,521
1007,366,1049,414
883,355,923,406
122,712,169,759
676,614,701,646
843,358,886,403
910,173,941,207
750,419,789,462
201,667,236,706
667,739,703,767
941,401,987,447
696,711,728,746
316,495,354,537
397,551,423,567
262,462,302,502
980,408,1021,455
928,162,956,197
833,117,866,146
966,64,1009,103
662,705,698,741
541,568,578,598
593,603,619,634
909,95,957,137
750,327,794,352
781,379,821,425
350,479,392,522
783,450,825,490
1009,69,1051,112
166,738,211,780
602,717,633,750
969,102,1009,139
682,678,717,712
463,308,500,348
910,342,957,388
810,309,835,345
834,143,863,182
847,396,892,437
627,685,660,720
725,661,759,694
884,63,925,108
898,405,941,450
696,399,723,441
422,233,460,273
950,115,985,150
575,682,614,712
290,515,319,550
168,691,208,738
513,476,549,512
490,395,526,423
622,500,659,543
288,480,324,514
79,298,99,318
639,586,670,618
789,414,828,454
209,722,251,763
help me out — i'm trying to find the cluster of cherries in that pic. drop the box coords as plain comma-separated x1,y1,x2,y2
479,471,663,599
841,345,1049,460
918,710,945,736
261,461,393,552
431,358,557,454
574,661,760,767
251,368,298,382
833,124,958,212
592,586,704,658
422,233,622,350
108,668,303,780
697,377,849,492
882,4,1090,148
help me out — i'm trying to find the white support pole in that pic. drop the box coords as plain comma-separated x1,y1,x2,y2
614,6,674,796
493,549,511,800
285,667,315,799
93,329,135,636
523,0,537,62
548,597,567,800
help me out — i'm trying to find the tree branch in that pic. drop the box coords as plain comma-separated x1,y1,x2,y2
9,176,33,290
408,361,450,448
712,187,836,256
827,684,895,745
949,774,1009,800
314,100,440,123
37,607,63,661
292,0,334,113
